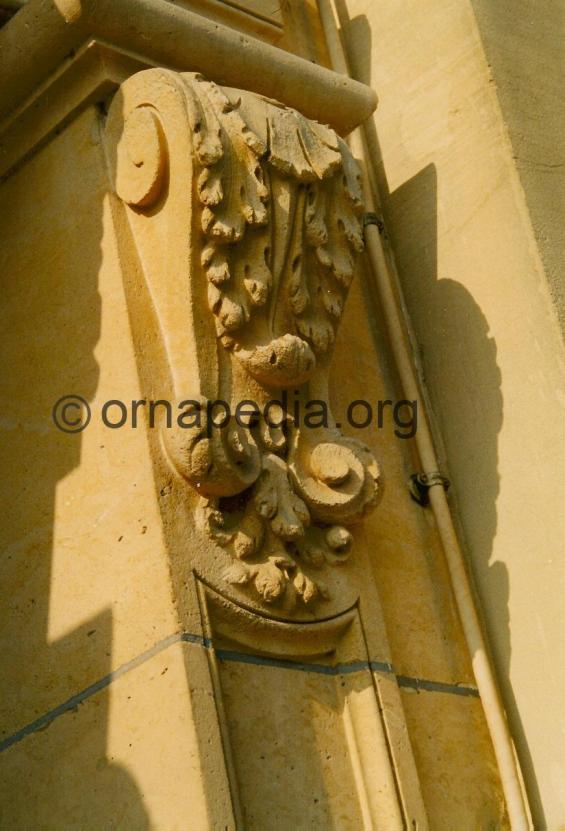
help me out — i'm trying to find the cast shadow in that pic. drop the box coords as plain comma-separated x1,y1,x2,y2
0,95,149,825
338,8,544,826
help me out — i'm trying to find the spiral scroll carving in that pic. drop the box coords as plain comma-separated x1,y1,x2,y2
113,106,168,207
106,69,380,613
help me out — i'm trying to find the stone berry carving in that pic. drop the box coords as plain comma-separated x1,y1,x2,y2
202,420,379,609
106,69,379,611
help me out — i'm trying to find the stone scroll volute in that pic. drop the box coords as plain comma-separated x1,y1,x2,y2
105,68,380,622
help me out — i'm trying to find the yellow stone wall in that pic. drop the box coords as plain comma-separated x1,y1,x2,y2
4,0,560,825
340,0,565,825
0,94,507,826
0,107,225,826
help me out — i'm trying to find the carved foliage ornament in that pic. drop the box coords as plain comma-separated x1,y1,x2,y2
106,69,379,617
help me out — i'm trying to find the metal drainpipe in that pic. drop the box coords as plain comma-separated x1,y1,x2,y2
316,0,532,826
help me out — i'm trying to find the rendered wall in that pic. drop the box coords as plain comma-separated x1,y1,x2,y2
340,0,565,826
471,0,565,331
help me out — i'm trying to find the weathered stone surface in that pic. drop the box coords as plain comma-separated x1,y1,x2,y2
0,0,532,827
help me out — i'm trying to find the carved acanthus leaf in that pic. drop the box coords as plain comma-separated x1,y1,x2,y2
106,69,380,614
200,415,379,610
182,75,365,386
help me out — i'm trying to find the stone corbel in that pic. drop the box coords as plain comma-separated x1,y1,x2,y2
104,68,380,622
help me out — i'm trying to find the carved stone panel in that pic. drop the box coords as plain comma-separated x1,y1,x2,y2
105,68,379,622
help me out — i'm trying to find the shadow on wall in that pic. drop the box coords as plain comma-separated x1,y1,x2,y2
338,7,545,826
0,104,149,824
